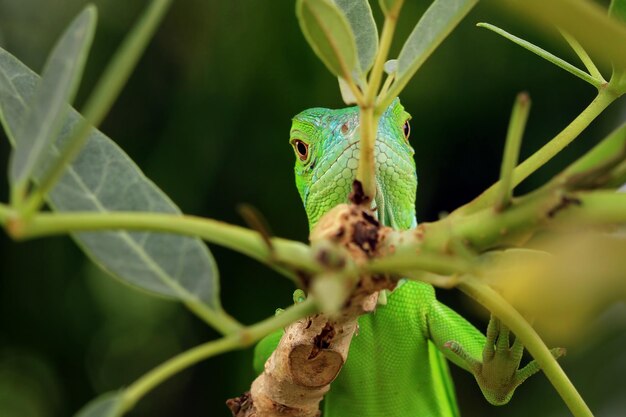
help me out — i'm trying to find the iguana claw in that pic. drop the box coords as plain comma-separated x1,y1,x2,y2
444,315,566,405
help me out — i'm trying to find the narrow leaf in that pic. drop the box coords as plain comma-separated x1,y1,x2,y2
500,0,626,71
559,29,605,82
385,0,478,105
610,0,626,23
0,47,222,313
333,0,378,74
74,392,124,417
478,23,602,88
296,0,357,80
9,6,96,189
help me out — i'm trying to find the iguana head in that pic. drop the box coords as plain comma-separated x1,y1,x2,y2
289,99,417,231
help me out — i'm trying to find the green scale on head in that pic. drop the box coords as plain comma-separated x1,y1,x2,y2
289,99,418,231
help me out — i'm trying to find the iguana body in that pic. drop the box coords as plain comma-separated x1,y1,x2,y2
254,99,551,416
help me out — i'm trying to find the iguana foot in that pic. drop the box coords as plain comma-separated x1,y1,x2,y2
444,315,566,405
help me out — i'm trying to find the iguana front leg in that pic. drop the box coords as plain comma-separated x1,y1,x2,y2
427,299,566,405
445,316,566,405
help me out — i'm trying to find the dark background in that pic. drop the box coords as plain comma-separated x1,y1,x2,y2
0,0,624,416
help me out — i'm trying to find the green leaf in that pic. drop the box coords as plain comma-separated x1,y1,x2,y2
31,0,173,212
296,0,357,80
559,29,605,82
333,0,378,74
0,47,222,313
74,392,124,417
610,0,626,23
385,0,478,105
8,6,96,190
478,23,602,88
501,0,626,71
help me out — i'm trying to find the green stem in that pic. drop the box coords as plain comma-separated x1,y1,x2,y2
379,73,395,99
121,298,317,412
554,191,626,225
10,183,26,208
365,250,473,276
455,88,618,216
557,123,626,181
422,189,559,252
122,336,240,411
22,0,173,216
514,89,615,181
495,92,531,211
459,276,594,417
11,211,317,279
184,303,242,335
367,12,398,105
3,209,246,334
421,189,626,254
6,191,626,276
355,7,400,200
356,106,378,200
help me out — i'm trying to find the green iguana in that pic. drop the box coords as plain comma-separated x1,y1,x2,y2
254,99,562,416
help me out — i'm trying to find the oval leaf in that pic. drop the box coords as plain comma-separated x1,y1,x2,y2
75,392,124,417
390,0,478,100
296,0,357,80
9,6,96,188
333,0,378,74
0,47,222,313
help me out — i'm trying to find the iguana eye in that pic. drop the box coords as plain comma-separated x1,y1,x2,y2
292,139,309,161
402,120,411,141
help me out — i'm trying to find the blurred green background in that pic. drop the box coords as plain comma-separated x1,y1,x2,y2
0,0,624,416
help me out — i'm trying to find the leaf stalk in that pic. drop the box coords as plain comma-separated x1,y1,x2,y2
495,92,531,211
